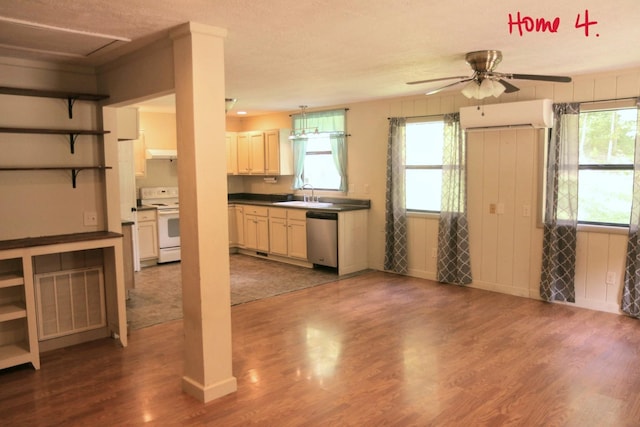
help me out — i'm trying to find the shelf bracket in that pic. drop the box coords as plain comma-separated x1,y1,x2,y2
67,97,78,119
71,168,80,188
68,133,79,154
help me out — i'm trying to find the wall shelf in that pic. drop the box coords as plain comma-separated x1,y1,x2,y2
0,86,109,119
0,127,110,154
0,166,113,188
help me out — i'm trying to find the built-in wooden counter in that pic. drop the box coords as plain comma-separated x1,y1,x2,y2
0,231,128,370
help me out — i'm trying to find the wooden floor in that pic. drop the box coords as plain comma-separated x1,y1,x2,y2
1,271,640,426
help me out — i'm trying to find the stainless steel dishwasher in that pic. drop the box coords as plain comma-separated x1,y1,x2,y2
306,211,338,268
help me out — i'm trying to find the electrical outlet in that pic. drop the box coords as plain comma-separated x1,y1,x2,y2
523,205,531,217
431,248,437,258
489,203,496,214
606,272,617,285
84,211,98,226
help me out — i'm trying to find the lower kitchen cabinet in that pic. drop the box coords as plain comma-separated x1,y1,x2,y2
269,208,307,260
244,206,269,252
228,205,245,247
137,209,158,263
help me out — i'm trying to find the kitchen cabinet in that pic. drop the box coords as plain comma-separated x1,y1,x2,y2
237,131,265,175
116,107,139,140
228,205,245,248
243,206,269,252
133,131,146,178
0,254,39,370
338,209,369,275
226,132,238,175
137,209,158,263
264,129,293,175
269,208,307,259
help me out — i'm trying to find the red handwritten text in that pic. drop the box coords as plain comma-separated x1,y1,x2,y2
508,12,560,36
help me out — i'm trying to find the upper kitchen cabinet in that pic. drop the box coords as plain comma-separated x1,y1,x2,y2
264,129,293,176
237,131,265,175
226,132,238,175
235,129,292,176
116,107,139,140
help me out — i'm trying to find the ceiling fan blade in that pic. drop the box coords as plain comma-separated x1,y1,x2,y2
425,78,473,95
508,73,572,83
498,79,519,93
406,75,469,85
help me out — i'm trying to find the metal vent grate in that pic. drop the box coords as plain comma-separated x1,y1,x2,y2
34,267,106,341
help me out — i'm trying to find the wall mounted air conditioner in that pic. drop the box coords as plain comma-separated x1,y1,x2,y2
460,99,553,130
146,148,177,160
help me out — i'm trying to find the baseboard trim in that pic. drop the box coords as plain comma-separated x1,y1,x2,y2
182,375,237,403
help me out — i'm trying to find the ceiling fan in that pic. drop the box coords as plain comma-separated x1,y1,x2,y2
407,50,572,99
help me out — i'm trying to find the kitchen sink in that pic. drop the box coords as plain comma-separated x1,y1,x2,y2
273,201,334,208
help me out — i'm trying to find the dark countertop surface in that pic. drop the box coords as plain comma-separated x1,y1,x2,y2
228,193,370,212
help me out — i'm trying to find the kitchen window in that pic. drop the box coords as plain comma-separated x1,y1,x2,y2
405,118,445,212
291,109,347,192
577,107,637,226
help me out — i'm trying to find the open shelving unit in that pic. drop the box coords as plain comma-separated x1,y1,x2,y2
0,86,108,119
0,86,111,188
0,256,39,370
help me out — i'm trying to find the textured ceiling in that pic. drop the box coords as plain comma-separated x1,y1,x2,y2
0,0,639,115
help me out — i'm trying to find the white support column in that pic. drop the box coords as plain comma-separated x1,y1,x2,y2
170,22,237,402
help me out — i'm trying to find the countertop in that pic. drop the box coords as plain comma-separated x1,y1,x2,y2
228,193,370,212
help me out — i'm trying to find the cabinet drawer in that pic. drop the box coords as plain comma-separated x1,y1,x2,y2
269,208,287,219
287,209,307,221
137,210,157,221
244,206,269,217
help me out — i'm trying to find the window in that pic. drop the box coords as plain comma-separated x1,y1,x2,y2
578,108,637,226
291,109,347,191
405,119,445,211
303,135,341,190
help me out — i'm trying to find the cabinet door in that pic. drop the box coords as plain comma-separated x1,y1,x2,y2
255,216,270,252
288,219,307,259
226,132,238,175
264,129,280,175
228,206,237,246
137,221,158,260
248,132,265,174
269,217,288,256
236,133,251,174
133,132,146,178
235,206,245,246
244,214,258,250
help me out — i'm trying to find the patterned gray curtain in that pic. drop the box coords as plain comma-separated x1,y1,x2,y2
384,118,408,274
622,99,640,317
540,103,580,302
436,113,472,285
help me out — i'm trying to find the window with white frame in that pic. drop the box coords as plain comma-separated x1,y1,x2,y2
405,119,445,212
291,108,347,191
303,135,341,190
577,107,637,226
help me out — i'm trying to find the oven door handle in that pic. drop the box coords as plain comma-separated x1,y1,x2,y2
157,209,180,216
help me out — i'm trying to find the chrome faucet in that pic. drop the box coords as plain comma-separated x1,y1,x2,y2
302,183,317,202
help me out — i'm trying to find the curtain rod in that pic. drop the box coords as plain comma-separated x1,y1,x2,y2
579,96,639,105
289,107,349,117
387,113,445,120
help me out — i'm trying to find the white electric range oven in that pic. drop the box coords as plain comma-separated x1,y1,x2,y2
140,187,181,263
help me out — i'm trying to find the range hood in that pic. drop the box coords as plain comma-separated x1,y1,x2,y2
146,149,177,160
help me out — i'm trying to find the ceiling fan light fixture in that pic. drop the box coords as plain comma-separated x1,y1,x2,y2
479,78,506,98
461,81,480,99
